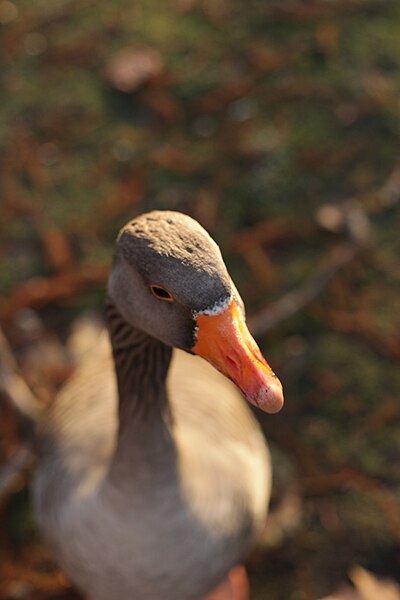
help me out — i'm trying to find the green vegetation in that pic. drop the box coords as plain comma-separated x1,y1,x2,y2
1,1,400,598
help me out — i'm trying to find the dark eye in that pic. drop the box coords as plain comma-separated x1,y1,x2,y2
150,285,173,301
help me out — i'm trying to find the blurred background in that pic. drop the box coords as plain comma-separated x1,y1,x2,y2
1,0,400,599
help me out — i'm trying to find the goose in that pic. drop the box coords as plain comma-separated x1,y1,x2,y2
34,210,284,600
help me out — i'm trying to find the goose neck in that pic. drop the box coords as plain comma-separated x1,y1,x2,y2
104,299,174,480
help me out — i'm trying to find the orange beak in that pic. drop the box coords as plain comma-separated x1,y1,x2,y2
192,298,284,413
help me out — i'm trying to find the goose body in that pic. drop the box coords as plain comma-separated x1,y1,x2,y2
34,211,283,600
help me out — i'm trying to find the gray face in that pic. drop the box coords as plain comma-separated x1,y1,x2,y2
108,211,241,350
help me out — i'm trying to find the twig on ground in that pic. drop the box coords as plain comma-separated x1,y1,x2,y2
248,200,370,337
231,216,317,249
0,329,43,422
0,560,71,595
0,266,109,322
311,306,400,361
319,566,400,600
303,468,400,546
249,241,361,336
0,329,42,502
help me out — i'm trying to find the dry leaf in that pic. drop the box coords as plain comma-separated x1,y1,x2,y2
105,47,164,93
319,568,400,600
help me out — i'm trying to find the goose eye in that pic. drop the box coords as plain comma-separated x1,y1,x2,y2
150,285,173,301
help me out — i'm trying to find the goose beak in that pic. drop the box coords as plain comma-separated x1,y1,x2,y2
192,298,284,413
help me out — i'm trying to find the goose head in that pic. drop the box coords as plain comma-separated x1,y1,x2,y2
108,210,284,413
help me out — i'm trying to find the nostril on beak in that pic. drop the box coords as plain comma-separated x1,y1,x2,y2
225,355,240,378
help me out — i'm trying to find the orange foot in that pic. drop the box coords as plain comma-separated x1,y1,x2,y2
203,565,249,600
